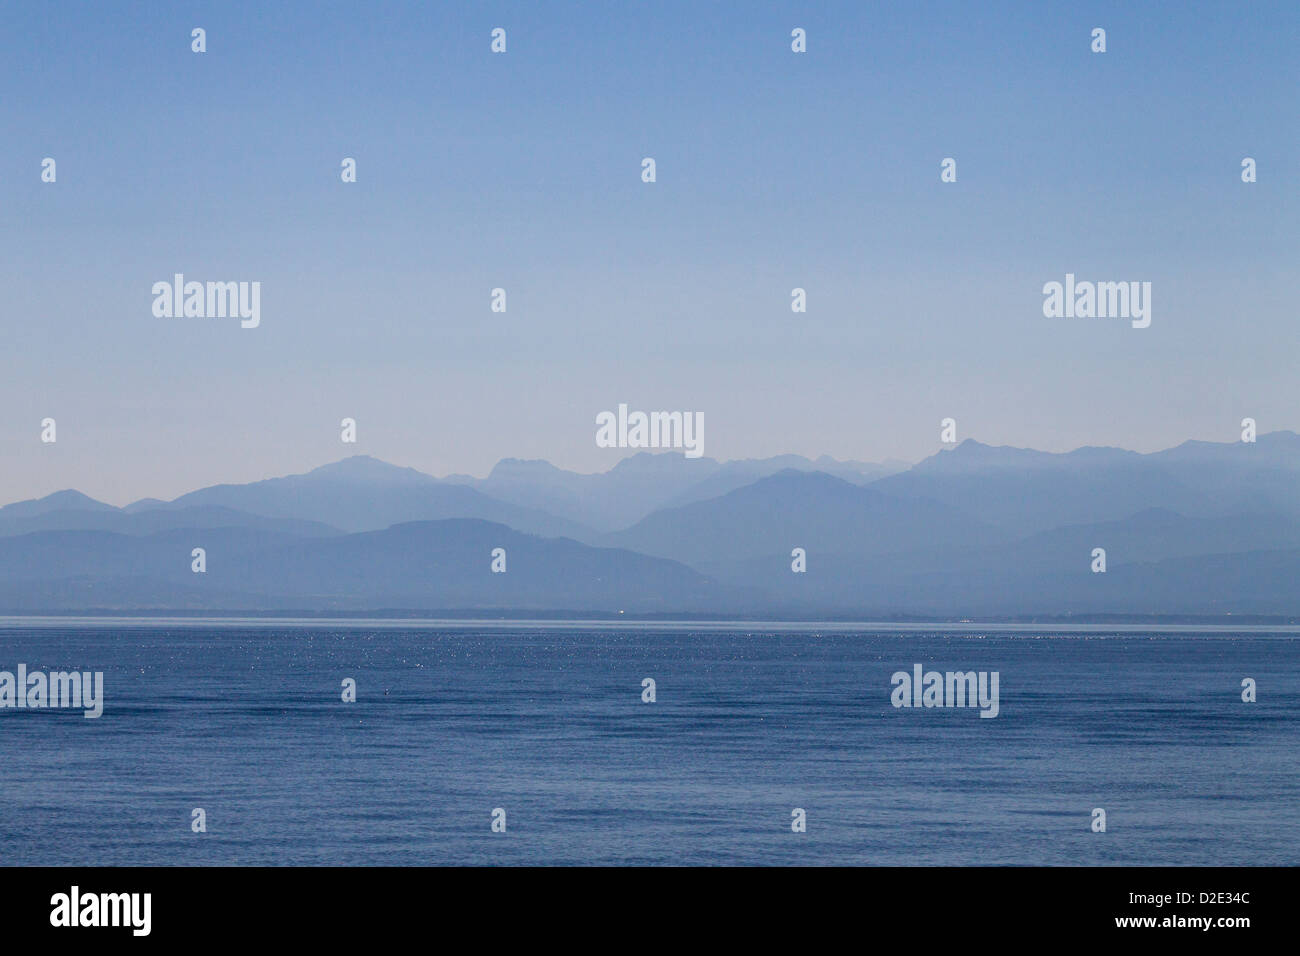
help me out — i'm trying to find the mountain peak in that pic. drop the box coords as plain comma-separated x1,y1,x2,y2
918,439,1044,471
0,489,117,517
306,456,436,484
917,439,1139,474
608,451,720,474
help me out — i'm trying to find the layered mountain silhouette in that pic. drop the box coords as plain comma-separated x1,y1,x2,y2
872,432,1300,532
119,456,592,539
602,470,1009,566
1,433,1296,618
443,452,904,532
0,520,727,612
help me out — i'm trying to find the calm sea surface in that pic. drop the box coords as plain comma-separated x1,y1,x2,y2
1,621,1296,865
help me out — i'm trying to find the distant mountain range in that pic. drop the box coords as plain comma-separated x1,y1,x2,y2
2,434,1297,619
441,453,906,532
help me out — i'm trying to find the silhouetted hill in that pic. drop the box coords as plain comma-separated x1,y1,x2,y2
604,470,1007,565
701,508,1300,615
448,452,904,532
867,432,1300,533
2,436,1297,617
126,456,593,540
0,520,729,612
0,489,117,519
0,505,342,538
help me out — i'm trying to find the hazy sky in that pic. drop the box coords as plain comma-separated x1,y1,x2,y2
2,0,1296,506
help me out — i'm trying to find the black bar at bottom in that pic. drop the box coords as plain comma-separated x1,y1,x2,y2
0,866,1270,942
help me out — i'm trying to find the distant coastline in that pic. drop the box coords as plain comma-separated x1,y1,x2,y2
2,611,1299,630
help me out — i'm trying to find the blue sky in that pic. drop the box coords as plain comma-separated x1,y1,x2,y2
1,0,1296,504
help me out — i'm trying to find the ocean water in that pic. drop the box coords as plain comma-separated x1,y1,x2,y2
0,621,1296,866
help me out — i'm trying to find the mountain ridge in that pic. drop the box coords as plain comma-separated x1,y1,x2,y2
2,432,1296,617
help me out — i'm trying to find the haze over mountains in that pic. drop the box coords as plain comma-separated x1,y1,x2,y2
1,435,1297,618
441,453,906,532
